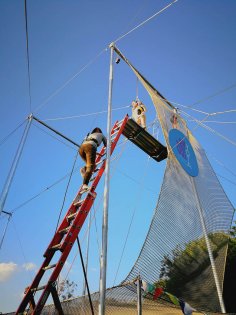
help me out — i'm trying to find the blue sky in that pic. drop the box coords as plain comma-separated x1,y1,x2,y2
0,0,236,313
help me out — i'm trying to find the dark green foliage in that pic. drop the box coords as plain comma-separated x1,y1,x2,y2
157,225,236,312
223,223,236,313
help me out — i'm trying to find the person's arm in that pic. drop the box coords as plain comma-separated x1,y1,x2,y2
141,103,147,112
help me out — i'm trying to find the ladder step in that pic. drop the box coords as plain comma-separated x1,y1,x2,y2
111,129,120,137
78,189,96,198
96,159,105,166
51,244,62,250
89,176,96,182
93,167,100,173
43,264,57,271
59,226,70,234
112,125,120,132
117,118,124,126
14,116,127,315
31,285,46,292
73,199,84,207
67,212,77,221
96,152,106,158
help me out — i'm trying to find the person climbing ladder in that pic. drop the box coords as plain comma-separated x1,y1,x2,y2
79,127,107,191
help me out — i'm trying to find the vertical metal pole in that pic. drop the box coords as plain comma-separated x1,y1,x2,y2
0,115,32,217
82,211,92,296
191,177,226,313
137,276,142,315
99,43,114,315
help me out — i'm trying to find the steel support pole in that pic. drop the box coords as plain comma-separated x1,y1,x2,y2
0,115,32,217
99,43,114,315
137,276,142,315
191,177,226,313
32,116,80,148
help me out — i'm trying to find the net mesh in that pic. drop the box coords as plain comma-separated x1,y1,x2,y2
10,48,234,315
122,55,234,312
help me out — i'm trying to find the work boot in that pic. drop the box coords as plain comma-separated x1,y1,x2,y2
82,184,89,191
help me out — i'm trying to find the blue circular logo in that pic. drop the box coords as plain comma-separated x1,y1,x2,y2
168,129,198,177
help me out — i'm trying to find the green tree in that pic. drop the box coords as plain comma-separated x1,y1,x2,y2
223,222,236,313
157,226,236,312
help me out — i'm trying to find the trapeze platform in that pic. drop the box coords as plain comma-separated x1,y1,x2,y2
122,118,168,162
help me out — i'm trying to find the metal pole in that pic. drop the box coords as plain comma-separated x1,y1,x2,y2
32,116,80,148
99,42,114,315
191,177,226,313
0,115,32,217
137,276,142,315
82,211,92,296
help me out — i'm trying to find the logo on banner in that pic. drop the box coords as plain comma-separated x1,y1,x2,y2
169,129,198,177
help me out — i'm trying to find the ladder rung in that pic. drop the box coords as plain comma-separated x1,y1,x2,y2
43,264,56,271
117,118,124,126
93,167,100,173
51,244,62,250
111,129,120,137
67,212,77,221
96,152,106,157
73,199,84,207
96,159,105,166
79,189,96,198
31,285,46,292
14,116,126,314
59,226,70,234
89,176,96,182
112,125,120,132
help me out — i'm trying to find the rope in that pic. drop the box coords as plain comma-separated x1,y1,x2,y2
136,77,139,100
117,0,150,39
188,120,236,124
7,167,79,215
0,213,11,250
0,119,26,147
113,155,151,285
209,109,236,116
54,151,79,233
12,218,33,282
92,204,102,257
113,0,178,43
24,0,32,112
42,105,130,122
206,153,236,179
217,173,236,187
181,110,236,148
191,82,236,107
156,93,236,116
33,48,107,114
20,0,178,116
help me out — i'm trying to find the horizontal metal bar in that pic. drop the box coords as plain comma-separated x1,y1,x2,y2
32,116,81,148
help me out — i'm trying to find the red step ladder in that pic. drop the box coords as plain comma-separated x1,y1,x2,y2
15,115,129,315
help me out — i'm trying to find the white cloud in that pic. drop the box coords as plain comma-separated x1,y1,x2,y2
22,262,37,271
0,262,18,282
